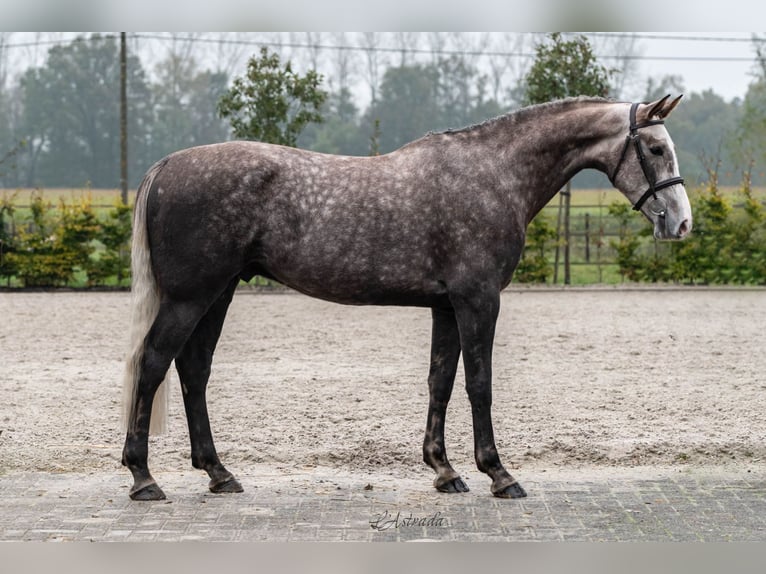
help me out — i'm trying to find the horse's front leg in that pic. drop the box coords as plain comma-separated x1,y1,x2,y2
451,288,527,499
423,307,468,493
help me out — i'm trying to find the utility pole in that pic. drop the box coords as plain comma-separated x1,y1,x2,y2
552,182,572,285
563,181,572,285
553,190,563,284
119,32,128,205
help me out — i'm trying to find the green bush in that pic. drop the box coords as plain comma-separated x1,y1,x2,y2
516,212,558,283
724,174,766,283
0,193,18,284
1,194,132,288
1,179,765,288
611,173,766,285
609,201,644,282
85,200,132,286
8,195,88,286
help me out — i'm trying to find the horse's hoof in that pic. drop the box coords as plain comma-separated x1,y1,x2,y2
130,483,167,501
492,481,527,499
434,476,470,493
209,477,244,494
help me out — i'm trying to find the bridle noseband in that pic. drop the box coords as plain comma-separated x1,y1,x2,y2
611,102,684,212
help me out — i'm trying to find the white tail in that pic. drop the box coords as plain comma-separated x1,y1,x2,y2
120,161,170,435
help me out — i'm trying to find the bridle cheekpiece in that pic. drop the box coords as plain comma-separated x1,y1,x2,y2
611,102,685,212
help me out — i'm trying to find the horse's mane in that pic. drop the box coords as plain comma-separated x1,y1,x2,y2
430,96,618,137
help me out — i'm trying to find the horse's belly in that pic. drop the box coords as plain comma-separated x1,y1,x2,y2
260,250,448,307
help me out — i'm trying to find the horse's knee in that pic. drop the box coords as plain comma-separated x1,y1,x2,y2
466,383,491,411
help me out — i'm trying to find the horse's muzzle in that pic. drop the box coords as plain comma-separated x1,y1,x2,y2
654,216,692,240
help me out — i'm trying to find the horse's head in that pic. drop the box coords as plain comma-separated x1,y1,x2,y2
610,95,692,240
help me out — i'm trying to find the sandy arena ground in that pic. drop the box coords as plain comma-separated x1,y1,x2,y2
1,287,765,487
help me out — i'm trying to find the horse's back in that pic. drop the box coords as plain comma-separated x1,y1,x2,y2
143,141,455,305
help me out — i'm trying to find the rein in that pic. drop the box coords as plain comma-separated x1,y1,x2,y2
611,102,685,212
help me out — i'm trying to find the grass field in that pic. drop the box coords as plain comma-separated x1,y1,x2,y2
1,187,136,207
564,185,766,207
0,186,656,207
4,184,764,208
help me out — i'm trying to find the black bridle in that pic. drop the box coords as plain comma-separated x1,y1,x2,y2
611,102,685,212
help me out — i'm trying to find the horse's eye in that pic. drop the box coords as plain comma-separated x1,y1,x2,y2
649,145,664,156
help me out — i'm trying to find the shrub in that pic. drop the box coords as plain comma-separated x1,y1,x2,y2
0,193,18,285
515,212,557,283
9,195,78,286
609,201,645,282
612,172,766,285
5,193,119,287
86,200,132,286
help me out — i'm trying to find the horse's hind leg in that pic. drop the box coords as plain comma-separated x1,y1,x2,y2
122,298,209,500
423,307,469,493
175,279,243,494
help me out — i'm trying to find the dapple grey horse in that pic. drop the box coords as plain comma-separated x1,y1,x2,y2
121,95,691,500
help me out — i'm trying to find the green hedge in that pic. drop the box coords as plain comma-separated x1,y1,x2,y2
1,180,764,288
515,212,558,283
0,193,131,287
609,174,766,285
1,191,563,288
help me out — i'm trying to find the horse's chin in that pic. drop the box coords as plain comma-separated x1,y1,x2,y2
653,226,673,241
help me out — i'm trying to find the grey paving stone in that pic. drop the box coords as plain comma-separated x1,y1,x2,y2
3,468,766,541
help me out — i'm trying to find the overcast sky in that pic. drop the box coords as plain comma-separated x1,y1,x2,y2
3,0,765,107
632,32,761,103
3,32,762,106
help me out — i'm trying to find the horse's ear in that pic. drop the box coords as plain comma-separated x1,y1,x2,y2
639,94,683,122
639,94,671,122
658,94,683,119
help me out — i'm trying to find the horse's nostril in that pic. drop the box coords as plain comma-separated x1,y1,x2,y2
678,219,690,237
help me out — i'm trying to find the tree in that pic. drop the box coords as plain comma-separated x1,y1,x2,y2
732,80,766,184
523,33,613,105
329,32,357,95
523,33,613,284
668,89,743,186
363,59,504,155
17,34,152,188
0,87,24,188
150,53,229,159
393,32,419,67
486,33,526,105
588,32,640,99
438,54,502,128
729,38,766,186
0,34,14,175
358,32,387,106
299,87,368,156
644,73,686,102
362,63,442,153
217,47,327,147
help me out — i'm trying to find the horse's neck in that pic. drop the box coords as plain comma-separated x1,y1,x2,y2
500,102,626,220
